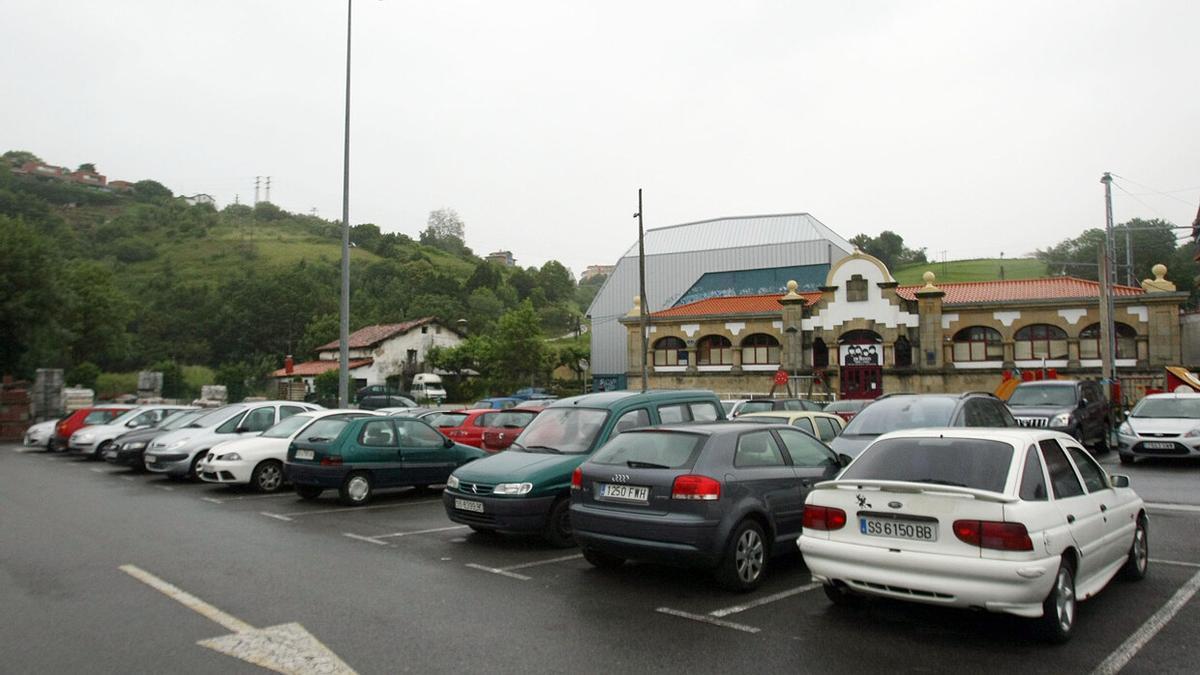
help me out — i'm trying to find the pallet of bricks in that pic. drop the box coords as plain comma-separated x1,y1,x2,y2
0,376,32,442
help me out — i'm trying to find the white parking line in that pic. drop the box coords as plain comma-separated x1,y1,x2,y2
376,525,469,539
120,564,254,633
342,533,389,546
465,553,584,581
654,608,761,634
503,553,582,570
1091,570,1200,675
1145,502,1200,514
1151,558,1200,568
707,582,822,617
120,476,135,481
202,492,297,504
259,499,440,522
464,564,532,581
154,485,175,492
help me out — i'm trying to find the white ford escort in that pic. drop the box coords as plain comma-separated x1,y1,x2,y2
799,428,1146,642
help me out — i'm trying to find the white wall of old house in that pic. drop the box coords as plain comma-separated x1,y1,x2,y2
316,323,463,385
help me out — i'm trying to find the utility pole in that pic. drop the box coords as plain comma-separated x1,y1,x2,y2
635,188,648,392
265,176,271,204
337,0,353,408
1100,173,1118,397
234,194,240,205
1124,221,1134,286
254,176,261,204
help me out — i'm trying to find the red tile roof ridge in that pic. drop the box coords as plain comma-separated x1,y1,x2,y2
316,317,436,351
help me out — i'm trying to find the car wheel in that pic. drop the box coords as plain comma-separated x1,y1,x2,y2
582,546,625,570
188,453,206,481
716,519,768,592
823,582,861,607
1037,559,1077,643
1119,453,1136,465
1092,427,1109,452
251,460,285,493
542,497,574,548
338,471,373,506
295,485,323,501
1121,516,1149,581
94,441,113,461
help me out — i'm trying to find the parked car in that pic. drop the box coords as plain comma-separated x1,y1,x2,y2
411,373,447,404
473,397,523,410
831,392,1017,458
51,405,135,452
572,422,845,591
731,410,846,444
512,387,553,401
285,415,485,505
442,390,726,546
513,398,558,409
378,406,434,417
358,394,419,411
199,409,377,492
106,409,208,469
23,418,60,450
144,401,321,479
823,399,872,423
68,405,193,459
429,409,493,448
479,408,541,452
730,398,824,417
1008,380,1112,451
356,384,403,399
800,428,1147,642
1117,392,1200,464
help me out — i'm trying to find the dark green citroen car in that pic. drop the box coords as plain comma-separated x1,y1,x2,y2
286,415,485,506
442,390,725,546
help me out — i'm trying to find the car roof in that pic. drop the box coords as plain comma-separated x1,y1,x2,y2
872,427,1076,445
550,390,716,409
738,411,842,421
1014,380,1079,387
1142,392,1200,399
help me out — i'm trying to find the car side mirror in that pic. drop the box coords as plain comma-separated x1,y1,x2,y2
1078,399,1088,409
444,436,454,448
838,454,852,467
1109,474,1130,488
127,421,140,428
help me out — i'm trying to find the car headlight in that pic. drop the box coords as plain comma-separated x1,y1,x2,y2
1050,413,1073,427
76,433,94,443
446,475,460,489
168,440,189,450
1185,427,1200,438
1118,422,1133,436
218,452,242,461
493,482,533,496
125,441,147,450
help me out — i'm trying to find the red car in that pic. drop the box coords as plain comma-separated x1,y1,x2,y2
480,408,541,453
52,405,135,451
429,409,493,448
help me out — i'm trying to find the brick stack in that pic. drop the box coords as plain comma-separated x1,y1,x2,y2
0,376,32,442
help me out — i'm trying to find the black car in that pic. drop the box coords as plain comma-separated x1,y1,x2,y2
570,422,845,591
105,409,207,470
829,392,1017,458
358,393,419,411
1007,380,1111,450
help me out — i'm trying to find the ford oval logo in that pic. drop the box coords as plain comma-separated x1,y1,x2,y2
888,501,903,509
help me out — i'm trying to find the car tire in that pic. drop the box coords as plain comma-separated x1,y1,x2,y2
582,546,625,570
338,471,373,506
251,460,285,493
542,497,574,548
823,582,861,607
1119,453,1136,465
715,519,769,593
188,453,206,481
295,485,323,501
94,441,113,461
1121,516,1149,581
1037,558,1077,644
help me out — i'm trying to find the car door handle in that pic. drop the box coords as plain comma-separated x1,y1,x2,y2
1066,515,1075,524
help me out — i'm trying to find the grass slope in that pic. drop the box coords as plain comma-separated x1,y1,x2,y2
892,258,1047,285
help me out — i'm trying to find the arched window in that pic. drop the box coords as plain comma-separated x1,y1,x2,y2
895,335,913,367
1079,323,1137,360
652,336,687,366
846,275,868,302
741,333,781,365
953,326,1003,362
1014,324,1068,360
696,335,733,366
812,338,829,368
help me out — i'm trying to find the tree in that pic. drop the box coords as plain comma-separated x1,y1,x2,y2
77,163,96,173
0,214,69,375
216,362,254,403
1036,219,1179,284
490,301,548,389
67,361,101,390
152,360,186,399
536,260,575,303
132,179,173,202
465,261,503,292
849,231,928,270
314,369,340,402
419,208,471,256
2,150,41,166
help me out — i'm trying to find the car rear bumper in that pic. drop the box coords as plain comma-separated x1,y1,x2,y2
442,490,556,531
284,463,347,489
799,535,1059,618
571,503,723,566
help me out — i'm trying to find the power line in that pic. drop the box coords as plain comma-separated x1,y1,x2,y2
1110,173,1200,207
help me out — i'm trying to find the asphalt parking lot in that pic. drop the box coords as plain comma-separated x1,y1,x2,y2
2,444,1198,674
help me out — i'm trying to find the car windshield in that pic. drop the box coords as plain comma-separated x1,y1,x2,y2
841,397,957,436
83,410,121,425
108,408,145,426
261,414,315,438
189,405,245,428
159,410,202,430
1008,385,1077,407
732,415,791,425
738,401,775,414
431,412,469,428
840,436,1014,493
514,407,609,454
721,402,737,414
482,411,537,428
1131,397,1200,419
590,431,704,468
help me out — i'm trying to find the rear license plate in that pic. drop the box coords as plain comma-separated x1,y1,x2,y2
860,517,937,542
1143,441,1175,449
597,483,650,503
295,450,315,460
455,498,484,513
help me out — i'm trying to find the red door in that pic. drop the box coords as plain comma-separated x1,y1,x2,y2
839,366,882,400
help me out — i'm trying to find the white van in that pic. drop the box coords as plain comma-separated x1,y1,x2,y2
410,373,447,404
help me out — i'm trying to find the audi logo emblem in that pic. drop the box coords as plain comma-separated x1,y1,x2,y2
610,474,631,483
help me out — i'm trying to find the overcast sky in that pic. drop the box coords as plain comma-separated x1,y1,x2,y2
4,1,1198,277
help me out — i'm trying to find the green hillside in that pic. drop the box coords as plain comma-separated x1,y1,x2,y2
892,258,1048,285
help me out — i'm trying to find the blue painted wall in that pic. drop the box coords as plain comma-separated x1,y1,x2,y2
674,264,829,306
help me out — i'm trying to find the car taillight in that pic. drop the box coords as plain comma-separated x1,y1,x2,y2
802,505,847,530
671,475,721,500
953,520,1033,551
320,456,343,466
570,467,582,490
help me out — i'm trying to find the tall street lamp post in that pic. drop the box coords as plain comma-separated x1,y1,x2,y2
338,0,354,407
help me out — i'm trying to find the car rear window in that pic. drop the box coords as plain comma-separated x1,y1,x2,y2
839,437,1014,493
731,415,791,425
300,417,355,444
738,401,774,415
591,431,704,469
481,411,536,428
841,397,956,436
1008,385,1077,407
431,412,469,428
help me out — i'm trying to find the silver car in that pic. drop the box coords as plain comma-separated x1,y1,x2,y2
1117,393,1200,464
68,405,194,459
144,401,321,478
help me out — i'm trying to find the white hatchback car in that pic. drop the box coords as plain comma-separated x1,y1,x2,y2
198,409,378,492
799,428,1146,642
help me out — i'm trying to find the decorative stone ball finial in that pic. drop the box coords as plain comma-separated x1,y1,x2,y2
1153,264,1167,281
1141,263,1176,293
923,270,935,286
786,279,798,293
